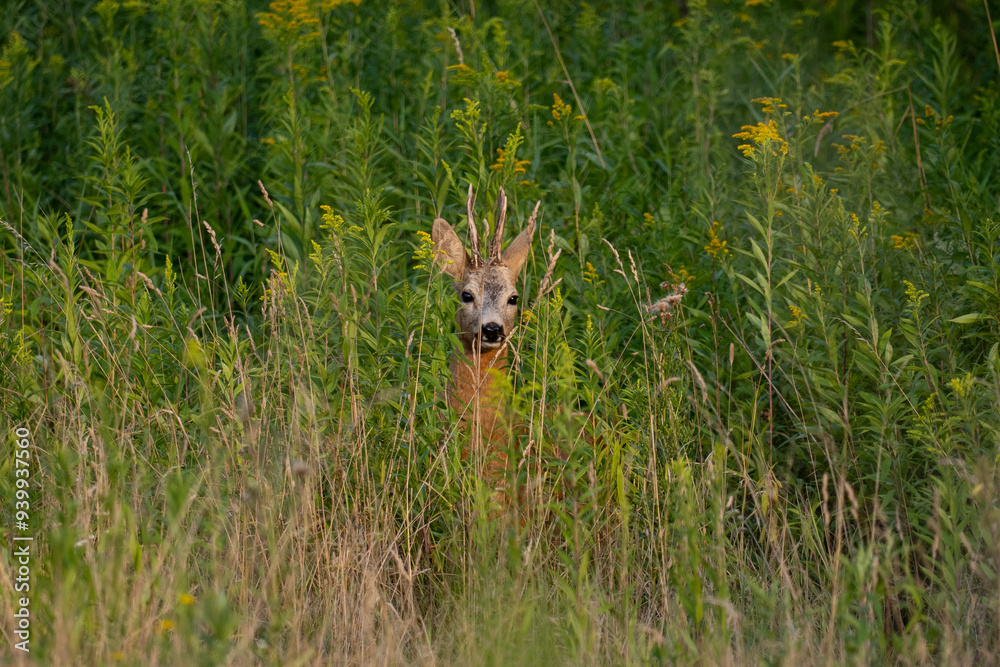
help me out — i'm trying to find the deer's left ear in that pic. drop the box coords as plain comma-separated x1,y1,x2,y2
501,212,536,276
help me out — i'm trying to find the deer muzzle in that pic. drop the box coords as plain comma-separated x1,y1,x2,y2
480,322,504,345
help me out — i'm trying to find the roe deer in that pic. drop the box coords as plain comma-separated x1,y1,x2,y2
431,184,539,485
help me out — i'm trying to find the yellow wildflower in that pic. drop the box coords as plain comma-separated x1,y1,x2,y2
891,233,918,250
490,147,530,175
813,109,839,120
583,261,604,286
732,119,785,157
550,286,563,311
550,93,572,123
848,213,867,242
671,266,696,286
903,280,928,310
258,0,321,46
948,373,975,398
788,304,807,326
705,221,730,259
320,204,345,236
412,230,437,271
179,593,196,606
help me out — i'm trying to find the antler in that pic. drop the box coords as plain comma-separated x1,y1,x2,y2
466,183,484,268
489,187,507,264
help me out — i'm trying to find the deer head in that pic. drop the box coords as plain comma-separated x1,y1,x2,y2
432,185,539,353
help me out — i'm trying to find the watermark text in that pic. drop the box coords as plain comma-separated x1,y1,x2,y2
11,426,33,653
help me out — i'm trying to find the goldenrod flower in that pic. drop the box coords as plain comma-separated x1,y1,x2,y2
848,213,867,242
813,109,839,120
705,221,730,259
320,204,345,236
787,304,807,326
489,147,530,175
670,266,695,286
583,261,603,286
733,119,785,157
549,93,575,126
258,0,321,46
412,230,437,271
948,373,975,398
891,233,918,250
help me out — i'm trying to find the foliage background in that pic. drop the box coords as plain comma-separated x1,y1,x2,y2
2,0,1000,663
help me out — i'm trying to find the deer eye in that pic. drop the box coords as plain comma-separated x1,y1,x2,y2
508,295,519,306
461,291,475,304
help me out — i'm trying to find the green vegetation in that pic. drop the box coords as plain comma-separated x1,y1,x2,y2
3,0,1000,663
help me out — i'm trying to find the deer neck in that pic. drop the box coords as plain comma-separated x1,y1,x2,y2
462,342,507,369
450,344,508,410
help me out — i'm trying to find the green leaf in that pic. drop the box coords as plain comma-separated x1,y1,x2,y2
949,313,983,324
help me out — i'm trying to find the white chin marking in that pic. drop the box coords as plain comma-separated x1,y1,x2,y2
479,340,503,349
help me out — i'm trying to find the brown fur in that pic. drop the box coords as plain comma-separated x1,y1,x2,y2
431,187,539,486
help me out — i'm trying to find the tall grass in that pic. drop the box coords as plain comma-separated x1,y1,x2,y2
2,0,1000,663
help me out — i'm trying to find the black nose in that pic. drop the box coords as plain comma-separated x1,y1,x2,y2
481,323,503,343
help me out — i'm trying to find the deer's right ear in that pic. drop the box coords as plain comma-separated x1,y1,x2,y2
431,218,468,280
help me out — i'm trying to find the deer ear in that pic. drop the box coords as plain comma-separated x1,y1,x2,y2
431,218,468,280
501,220,535,276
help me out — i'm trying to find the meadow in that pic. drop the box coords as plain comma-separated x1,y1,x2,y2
2,0,1000,663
